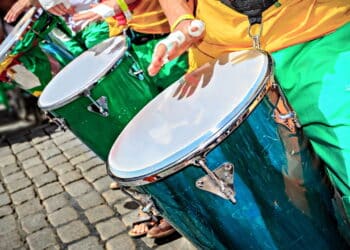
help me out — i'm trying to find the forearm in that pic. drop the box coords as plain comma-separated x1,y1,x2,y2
158,0,194,26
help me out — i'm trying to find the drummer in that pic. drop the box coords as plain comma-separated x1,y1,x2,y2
149,0,350,237
72,0,193,239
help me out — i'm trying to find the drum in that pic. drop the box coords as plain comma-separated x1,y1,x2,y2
38,36,158,160
0,8,74,96
108,50,348,249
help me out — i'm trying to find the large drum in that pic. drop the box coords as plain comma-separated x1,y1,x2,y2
38,36,158,160
108,50,348,249
0,8,74,96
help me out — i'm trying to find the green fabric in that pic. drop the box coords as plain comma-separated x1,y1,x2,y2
18,46,52,93
0,85,8,107
62,21,110,56
272,22,350,220
130,37,189,90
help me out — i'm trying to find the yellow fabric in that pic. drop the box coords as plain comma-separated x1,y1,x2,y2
129,0,170,34
190,0,350,70
105,0,169,36
0,55,17,75
171,14,195,32
105,17,126,37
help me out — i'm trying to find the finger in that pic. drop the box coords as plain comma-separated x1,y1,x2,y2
49,7,65,16
72,12,95,21
148,44,168,76
66,7,75,15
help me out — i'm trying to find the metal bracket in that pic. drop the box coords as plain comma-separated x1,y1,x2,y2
85,91,109,117
196,160,236,204
45,111,67,131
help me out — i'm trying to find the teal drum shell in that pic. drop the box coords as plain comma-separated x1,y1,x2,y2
108,50,348,249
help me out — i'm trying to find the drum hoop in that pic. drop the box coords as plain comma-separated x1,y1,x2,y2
0,7,36,62
109,50,274,186
38,36,128,111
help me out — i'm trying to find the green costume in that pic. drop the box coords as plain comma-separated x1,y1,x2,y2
272,22,350,235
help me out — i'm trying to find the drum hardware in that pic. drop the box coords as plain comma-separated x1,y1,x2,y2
270,82,301,133
126,52,145,80
195,159,236,204
248,23,263,49
44,111,67,130
84,90,109,117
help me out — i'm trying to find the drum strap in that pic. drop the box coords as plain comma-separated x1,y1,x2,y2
219,0,278,25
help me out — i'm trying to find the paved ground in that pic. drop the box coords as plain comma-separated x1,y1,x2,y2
0,110,196,250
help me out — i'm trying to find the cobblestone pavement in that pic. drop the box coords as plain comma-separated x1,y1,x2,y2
0,114,196,250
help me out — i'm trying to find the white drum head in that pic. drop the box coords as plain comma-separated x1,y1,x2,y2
38,36,127,110
0,7,36,62
108,50,272,184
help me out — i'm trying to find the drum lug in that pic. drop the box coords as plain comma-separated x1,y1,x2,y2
195,159,236,204
84,91,109,117
45,112,67,131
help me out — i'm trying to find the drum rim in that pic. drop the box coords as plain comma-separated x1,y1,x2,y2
0,7,36,62
37,35,128,111
108,49,274,186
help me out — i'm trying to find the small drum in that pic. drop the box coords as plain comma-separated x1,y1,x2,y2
108,50,348,249
38,36,158,160
0,8,74,96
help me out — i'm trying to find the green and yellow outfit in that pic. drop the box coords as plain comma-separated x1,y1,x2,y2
190,0,350,226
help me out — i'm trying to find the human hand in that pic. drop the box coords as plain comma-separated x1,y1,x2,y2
47,3,75,16
72,3,116,23
148,19,205,76
4,0,33,23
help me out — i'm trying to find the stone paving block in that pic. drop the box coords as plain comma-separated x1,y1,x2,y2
11,141,31,154
16,148,38,161
35,141,57,151
26,228,57,250
85,205,114,224
69,151,96,166
114,198,139,216
63,144,90,159
120,208,138,228
96,218,126,241
105,234,136,250
0,192,11,206
21,156,43,169
57,220,90,243
0,215,17,235
52,163,74,176
29,132,50,145
68,236,103,250
0,183,4,193
33,171,57,188
20,212,48,234
76,191,104,210
0,164,19,177
0,230,22,249
76,157,105,173
93,176,114,193
11,187,35,205
58,139,82,151
3,171,25,184
50,129,65,138
102,190,126,206
38,182,63,200
6,177,31,193
0,205,12,217
58,170,82,186
0,154,16,167
25,164,48,178
83,165,107,183
45,155,68,168
45,244,60,250
43,193,69,214
52,131,76,145
39,147,62,160
15,198,43,218
65,180,92,197
0,145,11,157
48,206,78,227
156,237,196,250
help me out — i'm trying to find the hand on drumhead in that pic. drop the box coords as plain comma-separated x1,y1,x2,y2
47,3,75,16
148,19,205,76
72,2,116,23
4,0,36,23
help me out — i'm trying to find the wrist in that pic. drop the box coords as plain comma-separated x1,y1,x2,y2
170,14,195,32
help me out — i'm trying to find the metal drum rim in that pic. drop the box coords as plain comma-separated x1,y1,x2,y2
108,49,273,186
37,36,128,111
0,7,36,62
